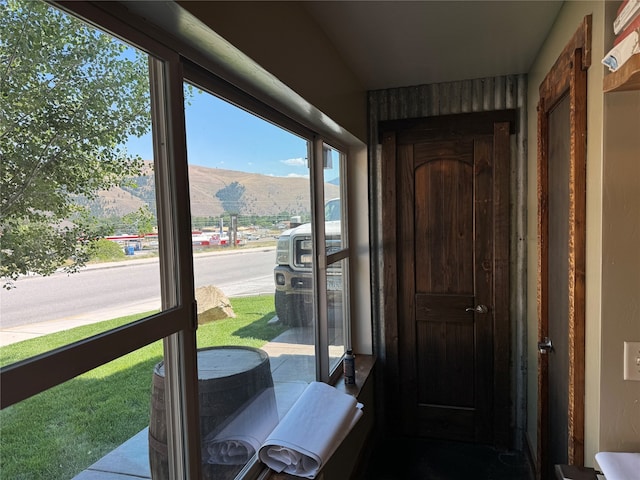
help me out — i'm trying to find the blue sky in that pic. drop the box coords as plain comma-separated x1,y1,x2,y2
126,86,340,180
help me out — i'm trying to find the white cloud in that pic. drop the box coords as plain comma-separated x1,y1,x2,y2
287,173,309,178
281,157,307,167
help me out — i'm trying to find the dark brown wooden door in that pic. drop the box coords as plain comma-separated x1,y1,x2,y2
383,113,512,446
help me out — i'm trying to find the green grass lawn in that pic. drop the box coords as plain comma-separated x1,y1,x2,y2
0,295,287,480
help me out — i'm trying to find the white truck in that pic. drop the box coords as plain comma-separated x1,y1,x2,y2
273,199,342,326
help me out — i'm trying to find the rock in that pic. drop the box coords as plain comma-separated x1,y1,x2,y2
195,285,235,324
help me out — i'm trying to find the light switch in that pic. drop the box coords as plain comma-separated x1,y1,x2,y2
623,341,640,381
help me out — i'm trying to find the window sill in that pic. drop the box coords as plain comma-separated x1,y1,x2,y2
264,354,376,480
333,353,376,398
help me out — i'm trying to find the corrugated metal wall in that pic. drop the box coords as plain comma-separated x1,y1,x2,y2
367,74,528,450
368,74,521,123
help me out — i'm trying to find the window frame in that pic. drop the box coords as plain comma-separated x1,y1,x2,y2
1,2,202,478
313,140,352,382
2,1,355,478
183,62,352,384
1,0,196,409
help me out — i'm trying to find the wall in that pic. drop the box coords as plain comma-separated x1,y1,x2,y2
348,143,373,355
601,88,640,451
177,1,367,142
525,1,606,467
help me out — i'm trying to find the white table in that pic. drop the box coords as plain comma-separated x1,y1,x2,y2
595,452,640,480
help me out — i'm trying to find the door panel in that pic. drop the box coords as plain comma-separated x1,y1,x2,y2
414,140,474,295
547,94,570,472
416,294,476,439
416,294,475,408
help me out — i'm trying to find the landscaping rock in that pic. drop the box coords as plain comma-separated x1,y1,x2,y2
195,285,235,324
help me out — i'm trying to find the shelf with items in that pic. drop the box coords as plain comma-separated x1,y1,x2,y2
604,53,640,92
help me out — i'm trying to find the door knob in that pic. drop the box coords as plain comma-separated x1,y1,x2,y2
465,304,488,314
538,337,553,354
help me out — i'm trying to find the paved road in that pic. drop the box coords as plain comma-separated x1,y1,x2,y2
0,247,276,335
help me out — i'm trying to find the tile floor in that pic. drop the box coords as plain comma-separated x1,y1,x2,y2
362,435,534,480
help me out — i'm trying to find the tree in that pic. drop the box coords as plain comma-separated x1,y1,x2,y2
122,206,155,237
0,0,150,287
215,181,246,214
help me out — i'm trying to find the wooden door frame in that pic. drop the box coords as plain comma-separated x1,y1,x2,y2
379,110,514,448
536,15,591,477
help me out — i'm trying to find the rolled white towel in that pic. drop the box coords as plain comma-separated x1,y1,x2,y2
258,381,363,479
203,387,279,465
206,437,257,465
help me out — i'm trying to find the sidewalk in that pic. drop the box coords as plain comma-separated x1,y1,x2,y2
0,302,161,347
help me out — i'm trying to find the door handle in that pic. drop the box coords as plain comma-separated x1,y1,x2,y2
538,337,553,354
465,304,488,314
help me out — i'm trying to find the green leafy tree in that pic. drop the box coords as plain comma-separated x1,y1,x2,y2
0,0,150,287
215,181,246,214
122,206,155,236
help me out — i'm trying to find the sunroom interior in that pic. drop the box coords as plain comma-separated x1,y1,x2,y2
1,1,639,480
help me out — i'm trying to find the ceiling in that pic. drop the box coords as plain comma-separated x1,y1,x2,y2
302,1,564,90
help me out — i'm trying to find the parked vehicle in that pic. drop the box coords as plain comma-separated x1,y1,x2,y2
273,199,342,326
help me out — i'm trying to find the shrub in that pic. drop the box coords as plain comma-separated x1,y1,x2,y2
89,239,126,262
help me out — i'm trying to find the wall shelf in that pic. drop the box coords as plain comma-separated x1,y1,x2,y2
603,53,640,92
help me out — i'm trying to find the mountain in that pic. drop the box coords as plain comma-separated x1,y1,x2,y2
81,162,340,218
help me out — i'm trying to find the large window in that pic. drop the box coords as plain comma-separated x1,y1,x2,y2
183,82,316,478
1,1,196,477
0,1,353,478
0,1,164,352
180,73,352,475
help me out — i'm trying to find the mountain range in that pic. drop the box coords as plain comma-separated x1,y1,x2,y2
82,162,341,218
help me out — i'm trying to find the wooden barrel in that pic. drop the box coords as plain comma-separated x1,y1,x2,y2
149,346,274,479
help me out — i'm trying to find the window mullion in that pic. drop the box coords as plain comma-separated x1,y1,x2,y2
150,55,201,480
338,150,352,357
312,137,329,381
